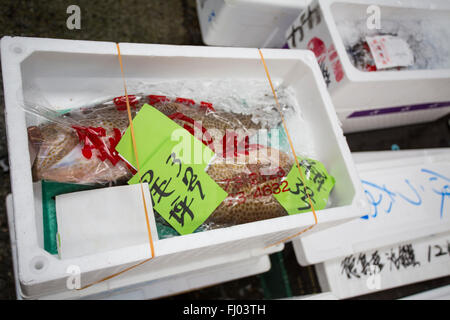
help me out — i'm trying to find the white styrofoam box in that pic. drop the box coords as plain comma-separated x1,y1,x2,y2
5,194,271,300
400,284,450,300
293,148,450,266
315,231,450,299
197,0,309,48
285,0,450,133
1,36,367,299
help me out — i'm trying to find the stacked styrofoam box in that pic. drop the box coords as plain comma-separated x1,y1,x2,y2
316,231,450,299
285,0,450,133
197,0,310,48
292,148,450,298
6,194,271,300
1,36,367,299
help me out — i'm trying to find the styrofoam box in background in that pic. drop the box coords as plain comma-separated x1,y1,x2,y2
293,148,450,266
285,0,450,133
315,231,450,299
7,193,271,300
1,36,367,299
197,0,310,48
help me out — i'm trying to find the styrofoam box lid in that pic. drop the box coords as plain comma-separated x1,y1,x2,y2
294,148,450,266
1,36,367,287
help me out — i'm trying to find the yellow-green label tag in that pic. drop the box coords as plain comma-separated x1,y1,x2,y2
273,158,335,215
117,104,228,235
116,104,187,169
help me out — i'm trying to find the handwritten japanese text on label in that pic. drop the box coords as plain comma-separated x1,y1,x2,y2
273,158,335,215
119,105,228,235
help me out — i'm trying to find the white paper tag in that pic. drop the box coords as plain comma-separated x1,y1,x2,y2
56,184,158,259
366,35,414,70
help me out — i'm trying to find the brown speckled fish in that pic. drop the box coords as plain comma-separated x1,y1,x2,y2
206,146,292,226
28,95,292,226
28,106,136,184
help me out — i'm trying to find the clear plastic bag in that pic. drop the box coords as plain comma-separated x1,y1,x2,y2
26,98,140,185
25,93,334,232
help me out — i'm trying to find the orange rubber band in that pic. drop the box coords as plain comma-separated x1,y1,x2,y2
116,43,155,258
258,49,318,249
77,44,155,290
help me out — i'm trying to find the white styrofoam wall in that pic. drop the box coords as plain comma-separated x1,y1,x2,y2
197,0,310,48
